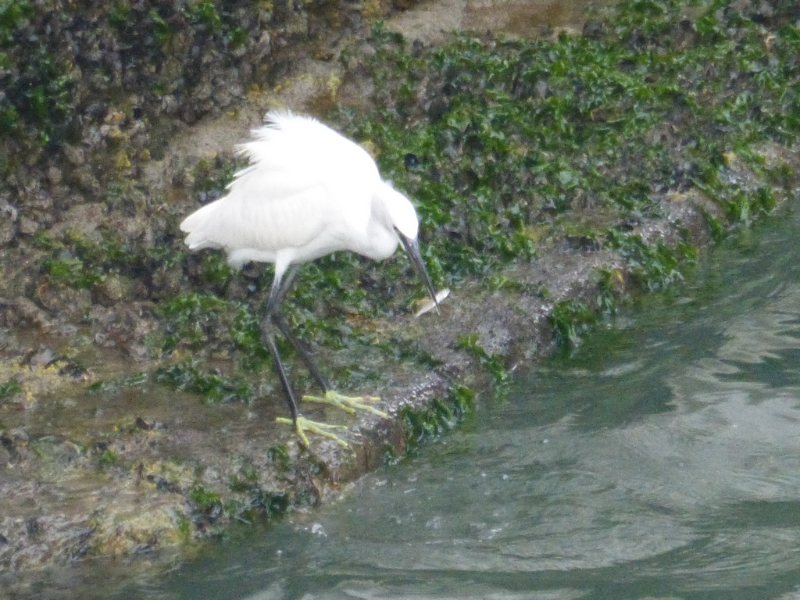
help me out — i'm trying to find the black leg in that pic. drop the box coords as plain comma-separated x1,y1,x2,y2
262,263,393,447
272,313,330,393
261,265,330,422
265,265,300,316
261,321,300,423
261,265,302,424
260,265,353,447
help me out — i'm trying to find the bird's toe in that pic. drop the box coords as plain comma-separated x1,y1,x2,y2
303,391,388,418
276,416,349,448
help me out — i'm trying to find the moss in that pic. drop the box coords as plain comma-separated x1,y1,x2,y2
42,256,102,289
382,442,399,465
109,0,797,436
98,449,119,468
487,275,549,297
331,1,796,290
154,361,256,404
190,154,243,194
456,334,509,385
266,445,290,472
400,384,475,451
177,515,193,537
87,372,148,394
0,1,33,42
1,0,799,576
0,378,22,397
189,484,222,516
158,293,271,366
548,299,598,350
36,227,191,302
0,0,291,202
595,268,626,314
20,0,789,411
606,230,696,292
249,490,290,518
184,1,222,34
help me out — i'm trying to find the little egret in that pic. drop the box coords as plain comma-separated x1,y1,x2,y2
180,110,440,447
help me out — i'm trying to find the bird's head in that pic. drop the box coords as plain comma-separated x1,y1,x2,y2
380,183,439,313
382,184,419,242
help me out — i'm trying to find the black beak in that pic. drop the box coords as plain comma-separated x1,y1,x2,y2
397,232,439,312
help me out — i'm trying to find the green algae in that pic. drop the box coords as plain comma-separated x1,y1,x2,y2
0,377,22,397
335,0,797,284
27,0,796,402
456,334,509,384
154,360,257,404
98,448,120,468
325,0,796,349
549,298,598,349
400,384,476,453
607,230,697,292
189,484,222,515
0,0,799,578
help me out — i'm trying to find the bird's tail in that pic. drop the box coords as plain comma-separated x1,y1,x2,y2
180,201,223,251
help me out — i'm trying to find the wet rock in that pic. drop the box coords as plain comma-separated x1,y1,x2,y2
0,432,19,465
134,417,153,430
18,217,40,236
526,80,544,100
223,276,256,302
0,197,18,245
7,0,799,582
21,188,53,212
195,81,214,102
754,0,774,18
161,94,180,116
214,80,244,108
49,202,105,240
104,210,151,247
28,347,57,367
94,274,132,307
46,167,63,186
0,297,53,330
35,283,93,322
115,149,132,170
253,30,272,61
71,166,102,195
0,513,97,571
89,302,159,359
104,110,125,125
63,144,86,167
583,19,605,40
120,186,149,214
150,267,184,299
89,504,187,558
9,428,28,443
393,0,421,10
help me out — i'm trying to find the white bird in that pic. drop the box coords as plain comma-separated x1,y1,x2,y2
180,110,439,447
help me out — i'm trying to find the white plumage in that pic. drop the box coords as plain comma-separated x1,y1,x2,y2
179,110,439,447
181,111,419,283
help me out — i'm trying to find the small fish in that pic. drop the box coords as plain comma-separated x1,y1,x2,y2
415,288,450,317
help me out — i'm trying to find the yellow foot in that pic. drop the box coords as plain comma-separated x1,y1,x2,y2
302,390,388,418
276,416,349,448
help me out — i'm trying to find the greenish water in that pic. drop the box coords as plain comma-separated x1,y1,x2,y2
99,202,800,599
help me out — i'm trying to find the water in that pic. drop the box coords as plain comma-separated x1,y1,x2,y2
11,200,754,599
102,203,800,600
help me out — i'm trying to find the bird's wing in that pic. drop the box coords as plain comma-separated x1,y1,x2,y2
181,181,330,256
181,112,381,260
